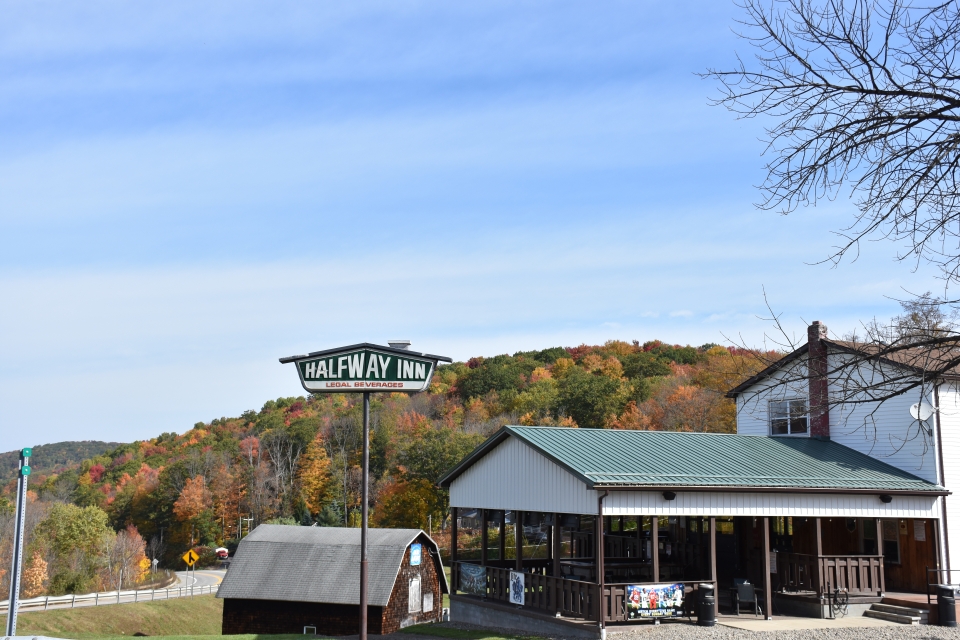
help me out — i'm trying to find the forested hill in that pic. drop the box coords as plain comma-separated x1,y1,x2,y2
0,441,122,484
1,340,777,572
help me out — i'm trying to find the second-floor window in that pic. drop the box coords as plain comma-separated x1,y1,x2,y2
769,399,807,435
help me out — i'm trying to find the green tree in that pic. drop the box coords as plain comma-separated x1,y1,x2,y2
558,369,629,428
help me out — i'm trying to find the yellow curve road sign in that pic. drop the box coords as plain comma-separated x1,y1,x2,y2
182,549,199,567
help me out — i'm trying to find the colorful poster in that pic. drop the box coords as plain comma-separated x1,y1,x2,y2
625,583,684,619
509,571,525,605
459,563,487,596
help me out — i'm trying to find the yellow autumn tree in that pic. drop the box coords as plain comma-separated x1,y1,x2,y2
22,551,48,597
296,433,332,515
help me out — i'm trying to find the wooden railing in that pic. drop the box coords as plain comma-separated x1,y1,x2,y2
604,534,641,558
777,553,884,596
453,562,721,623
454,562,598,620
821,554,884,596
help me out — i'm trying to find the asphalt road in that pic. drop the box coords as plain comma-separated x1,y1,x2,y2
1,569,226,614
176,568,226,589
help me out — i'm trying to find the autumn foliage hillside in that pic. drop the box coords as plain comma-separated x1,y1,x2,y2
0,340,776,597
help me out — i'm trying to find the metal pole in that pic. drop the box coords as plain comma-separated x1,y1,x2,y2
6,449,30,637
360,391,370,640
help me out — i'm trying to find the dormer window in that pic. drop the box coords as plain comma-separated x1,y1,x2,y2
769,399,808,435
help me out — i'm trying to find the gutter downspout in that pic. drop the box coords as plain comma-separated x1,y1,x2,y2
597,490,607,640
935,384,951,573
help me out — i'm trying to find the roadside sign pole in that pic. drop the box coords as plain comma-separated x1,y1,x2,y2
5,448,32,637
279,343,451,640
360,391,370,640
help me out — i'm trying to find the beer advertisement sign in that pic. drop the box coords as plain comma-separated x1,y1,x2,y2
625,583,684,619
280,344,451,394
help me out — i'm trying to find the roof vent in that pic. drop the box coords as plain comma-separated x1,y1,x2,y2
388,340,411,350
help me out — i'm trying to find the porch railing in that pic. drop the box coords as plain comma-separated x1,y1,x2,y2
453,562,717,623
454,562,598,620
777,553,884,596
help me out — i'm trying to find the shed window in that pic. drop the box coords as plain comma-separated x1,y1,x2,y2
769,399,807,435
408,576,422,613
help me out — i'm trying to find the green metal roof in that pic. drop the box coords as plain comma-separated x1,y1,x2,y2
438,426,946,494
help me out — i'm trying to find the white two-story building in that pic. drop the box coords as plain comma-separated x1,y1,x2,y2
728,320,958,594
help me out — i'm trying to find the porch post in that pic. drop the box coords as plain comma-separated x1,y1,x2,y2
553,513,561,578
515,511,524,571
595,514,604,583
499,514,506,561
876,517,885,595
762,517,772,620
815,517,823,594
451,507,458,592
709,516,717,616
652,516,660,582
481,509,488,567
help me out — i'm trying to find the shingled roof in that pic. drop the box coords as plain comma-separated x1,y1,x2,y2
726,337,960,398
438,426,946,495
217,525,448,606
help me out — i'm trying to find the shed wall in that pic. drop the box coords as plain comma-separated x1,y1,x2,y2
449,436,598,514
381,534,443,633
603,490,941,518
221,599,382,636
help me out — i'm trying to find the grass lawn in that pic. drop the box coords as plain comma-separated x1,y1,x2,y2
11,594,225,638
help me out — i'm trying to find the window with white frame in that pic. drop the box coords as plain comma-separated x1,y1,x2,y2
768,399,808,435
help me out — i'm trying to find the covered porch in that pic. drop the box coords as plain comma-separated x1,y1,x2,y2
438,427,947,630
448,509,926,625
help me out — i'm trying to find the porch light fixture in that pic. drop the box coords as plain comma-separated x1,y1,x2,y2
663,491,677,501
879,494,893,504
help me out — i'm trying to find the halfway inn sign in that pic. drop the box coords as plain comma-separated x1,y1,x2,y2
279,342,451,640
281,343,445,393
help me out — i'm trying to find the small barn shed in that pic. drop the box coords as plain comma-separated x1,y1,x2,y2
218,525,448,635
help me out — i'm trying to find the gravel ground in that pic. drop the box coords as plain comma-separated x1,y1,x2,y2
438,620,960,640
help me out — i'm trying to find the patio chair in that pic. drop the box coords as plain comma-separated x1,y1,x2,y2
733,579,762,617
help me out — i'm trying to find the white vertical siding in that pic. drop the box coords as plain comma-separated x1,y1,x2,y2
936,383,960,571
448,435,599,514
603,490,940,518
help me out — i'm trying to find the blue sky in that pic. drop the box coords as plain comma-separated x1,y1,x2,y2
0,1,943,447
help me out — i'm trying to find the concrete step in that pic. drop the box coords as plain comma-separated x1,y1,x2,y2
864,609,922,625
872,603,928,619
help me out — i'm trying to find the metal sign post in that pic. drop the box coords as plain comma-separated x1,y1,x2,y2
280,342,451,640
5,447,32,637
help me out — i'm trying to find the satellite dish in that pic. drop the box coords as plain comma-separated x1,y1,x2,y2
910,401,936,421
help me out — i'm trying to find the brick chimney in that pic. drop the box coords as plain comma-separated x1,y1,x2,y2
808,321,830,438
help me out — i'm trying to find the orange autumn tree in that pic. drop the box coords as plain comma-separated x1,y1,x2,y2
210,466,244,540
173,476,212,546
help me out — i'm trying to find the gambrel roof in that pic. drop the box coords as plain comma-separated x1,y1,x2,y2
217,525,448,606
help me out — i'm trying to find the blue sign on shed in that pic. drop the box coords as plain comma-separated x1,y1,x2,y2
410,543,422,566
